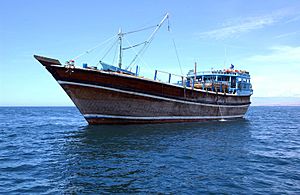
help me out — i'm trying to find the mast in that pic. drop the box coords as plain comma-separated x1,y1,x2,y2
118,28,123,68
128,13,169,67
146,13,169,43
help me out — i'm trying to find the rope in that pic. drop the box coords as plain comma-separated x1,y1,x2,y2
123,25,157,35
128,41,148,67
124,37,153,73
168,18,183,75
172,38,183,75
100,38,119,61
128,13,169,67
73,35,117,60
122,41,147,50
111,41,119,65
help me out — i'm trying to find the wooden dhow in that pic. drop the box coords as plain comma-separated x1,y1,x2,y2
35,14,253,124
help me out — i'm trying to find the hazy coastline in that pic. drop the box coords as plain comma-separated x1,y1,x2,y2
251,97,300,106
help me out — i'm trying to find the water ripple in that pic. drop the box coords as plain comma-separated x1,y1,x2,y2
0,106,299,194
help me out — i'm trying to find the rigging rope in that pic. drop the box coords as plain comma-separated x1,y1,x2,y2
100,38,119,61
72,12,183,77
168,17,183,75
112,41,119,65
172,38,183,75
122,41,147,50
128,13,169,67
128,42,148,67
123,25,157,35
73,35,117,60
124,37,153,73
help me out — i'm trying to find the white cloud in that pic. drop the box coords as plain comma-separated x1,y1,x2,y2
247,46,300,67
197,9,298,40
274,30,300,39
251,76,300,97
243,46,300,97
199,16,276,40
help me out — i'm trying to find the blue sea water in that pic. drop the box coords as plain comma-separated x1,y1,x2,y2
0,106,299,194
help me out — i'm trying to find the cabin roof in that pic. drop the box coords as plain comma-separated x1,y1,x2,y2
187,70,251,79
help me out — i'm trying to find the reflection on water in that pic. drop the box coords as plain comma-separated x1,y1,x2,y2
61,120,252,193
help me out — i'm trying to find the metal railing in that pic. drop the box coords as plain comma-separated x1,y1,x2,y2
154,70,187,86
153,69,252,95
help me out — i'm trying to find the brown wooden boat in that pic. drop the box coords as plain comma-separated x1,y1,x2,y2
34,14,252,124
34,55,252,124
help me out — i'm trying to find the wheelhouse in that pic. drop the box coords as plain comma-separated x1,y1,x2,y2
186,69,253,96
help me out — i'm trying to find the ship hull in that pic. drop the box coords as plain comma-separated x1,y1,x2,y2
35,55,251,124
59,80,248,124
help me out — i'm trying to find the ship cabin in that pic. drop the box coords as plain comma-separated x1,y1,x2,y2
185,69,253,96
81,60,252,96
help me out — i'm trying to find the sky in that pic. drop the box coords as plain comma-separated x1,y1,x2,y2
1,0,300,106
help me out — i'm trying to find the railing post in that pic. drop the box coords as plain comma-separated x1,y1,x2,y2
154,70,157,80
220,83,222,92
192,78,195,89
135,65,139,76
168,73,171,83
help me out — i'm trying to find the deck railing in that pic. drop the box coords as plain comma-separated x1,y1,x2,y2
154,70,187,86
153,69,252,95
154,69,232,92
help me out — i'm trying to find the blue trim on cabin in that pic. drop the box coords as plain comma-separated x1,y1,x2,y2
186,70,253,96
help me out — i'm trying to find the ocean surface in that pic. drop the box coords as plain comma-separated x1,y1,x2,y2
0,107,299,194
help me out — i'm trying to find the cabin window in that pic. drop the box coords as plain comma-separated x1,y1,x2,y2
204,76,216,82
231,77,236,88
217,76,229,81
